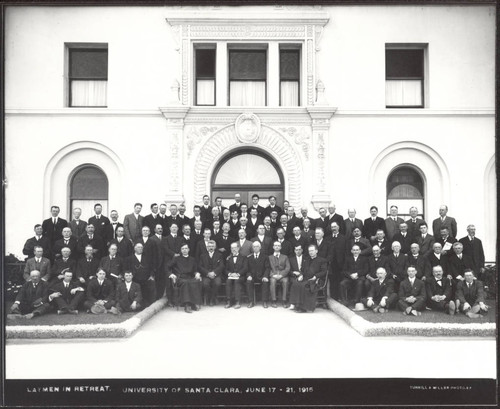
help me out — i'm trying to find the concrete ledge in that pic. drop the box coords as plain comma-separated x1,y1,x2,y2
6,298,167,339
327,298,496,337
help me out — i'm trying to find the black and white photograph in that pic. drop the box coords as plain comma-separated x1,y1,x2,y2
1,0,497,407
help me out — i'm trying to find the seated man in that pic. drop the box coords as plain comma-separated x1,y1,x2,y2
246,241,270,308
348,228,372,257
99,243,124,283
370,229,391,256
52,227,78,260
340,244,368,307
49,269,85,314
289,244,328,313
23,245,51,282
75,245,100,286
109,226,134,259
363,267,397,313
397,266,426,316
83,268,116,313
364,245,390,293
125,242,156,308
112,270,143,314
455,269,488,318
268,241,291,308
167,243,203,313
50,247,76,283
198,240,224,306
425,265,455,315
387,241,408,289
9,270,51,319
224,242,248,309
408,243,432,281
448,242,474,283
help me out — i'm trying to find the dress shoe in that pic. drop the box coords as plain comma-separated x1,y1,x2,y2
404,306,412,315
448,301,456,315
271,302,277,308
109,306,120,315
234,303,241,309
184,305,192,313
466,311,481,318
372,306,380,313
192,304,200,311
247,302,254,308
24,313,35,319
411,309,421,316
378,307,386,314
225,302,231,309
68,309,79,315
263,302,268,308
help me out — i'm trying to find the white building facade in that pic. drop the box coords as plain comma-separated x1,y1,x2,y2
4,4,496,259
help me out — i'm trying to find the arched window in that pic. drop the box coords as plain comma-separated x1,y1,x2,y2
387,166,424,219
70,166,109,220
211,149,284,207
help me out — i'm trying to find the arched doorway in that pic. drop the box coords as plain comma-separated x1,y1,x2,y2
386,166,425,219
211,149,284,207
70,165,109,220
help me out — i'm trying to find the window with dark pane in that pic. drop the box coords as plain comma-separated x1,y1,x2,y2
280,49,300,106
229,50,267,106
69,47,108,107
385,48,424,108
195,47,216,106
387,167,424,219
70,166,109,221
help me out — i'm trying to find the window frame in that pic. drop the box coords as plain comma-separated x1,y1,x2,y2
386,165,425,220
194,44,217,107
279,46,301,107
385,44,427,109
65,43,109,108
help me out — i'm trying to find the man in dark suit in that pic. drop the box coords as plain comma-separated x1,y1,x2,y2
447,242,474,281
215,222,233,257
99,243,124,283
363,267,397,312
229,193,243,216
194,228,213,261
158,203,169,234
88,203,110,243
123,203,144,243
385,205,405,241
302,219,315,243
225,242,248,309
246,241,271,308
136,226,160,280
200,195,213,223
113,270,143,313
23,224,52,260
181,224,196,255
315,207,330,233
277,214,292,240
77,224,106,260
290,226,308,252
191,220,205,251
75,244,100,285
289,244,306,286
405,206,426,240
387,241,408,287
459,224,485,278
198,240,224,306
348,228,372,258
150,224,166,299
365,245,391,293
263,195,282,218
313,227,331,262
435,226,456,257
9,270,51,319
408,243,432,280
228,210,241,236
176,203,190,228
143,203,160,234
327,204,344,235
298,207,316,231
83,269,116,312
415,223,435,257
344,208,363,240
251,225,273,256
370,229,391,256
104,210,123,245
285,206,300,231
275,228,293,257
213,197,227,220
124,242,156,307
50,247,76,283
397,266,426,316
109,226,134,259
42,205,68,245
329,221,346,300
69,207,87,241
52,227,78,260
250,194,265,219
164,204,179,232
363,206,387,241
432,205,458,239
340,244,368,307
426,265,455,314
162,223,183,307
427,243,450,277
392,222,413,255
24,246,51,282
247,208,262,238
268,241,291,308
49,270,85,314
455,269,488,318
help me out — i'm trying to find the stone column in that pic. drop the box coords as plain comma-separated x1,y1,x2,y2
159,106,190,204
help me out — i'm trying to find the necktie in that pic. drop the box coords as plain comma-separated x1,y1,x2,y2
65,283,69,288
233,257,237,263
437,280,442,286
255,254,258,259
65,240,68,245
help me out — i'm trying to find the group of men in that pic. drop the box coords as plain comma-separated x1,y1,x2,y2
11,195,488,319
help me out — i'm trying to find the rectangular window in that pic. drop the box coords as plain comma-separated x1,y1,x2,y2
195,46,216,106
385,48,424,108
68,46,108,107
280,49,300,106
229,50,267,106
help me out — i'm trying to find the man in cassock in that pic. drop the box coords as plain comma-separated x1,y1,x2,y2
167,243,202,313
289,243,328,313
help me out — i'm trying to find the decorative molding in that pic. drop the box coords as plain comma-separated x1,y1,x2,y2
193,123,303,208
186,125,218,158
190,25,306,38
235,112,261,143
278,126,311,160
